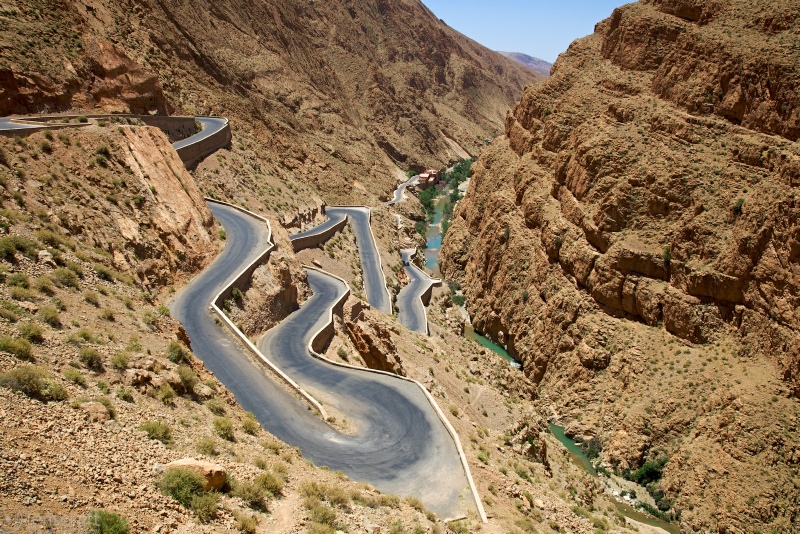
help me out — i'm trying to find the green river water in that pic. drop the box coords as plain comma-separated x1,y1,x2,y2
549,424,680,534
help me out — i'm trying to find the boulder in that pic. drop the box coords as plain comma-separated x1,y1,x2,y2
165,459,226,491
80,402,110,423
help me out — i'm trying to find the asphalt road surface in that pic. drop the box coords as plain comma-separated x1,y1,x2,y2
290,209,347,242
172,117,228,150
386,175,419,205
396,249,437,334
291,207,392,315
172,203,472,518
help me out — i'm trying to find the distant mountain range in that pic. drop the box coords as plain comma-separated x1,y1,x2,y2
497,52,553,76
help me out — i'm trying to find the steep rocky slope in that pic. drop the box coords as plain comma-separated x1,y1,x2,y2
1,0,541,207
442,1,800,532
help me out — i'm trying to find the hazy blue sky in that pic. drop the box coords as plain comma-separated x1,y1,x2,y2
421,0,630,63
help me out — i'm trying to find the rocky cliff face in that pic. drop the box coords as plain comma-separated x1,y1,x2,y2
2,0,541,205
441,1,800,531
0,125,217,290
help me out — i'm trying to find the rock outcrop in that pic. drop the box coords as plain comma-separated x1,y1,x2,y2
441,1,800,531
165,459,226,491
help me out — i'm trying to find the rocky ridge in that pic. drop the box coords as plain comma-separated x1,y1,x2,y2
441,0,800,532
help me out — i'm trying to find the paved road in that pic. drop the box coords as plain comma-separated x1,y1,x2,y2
172,203,472,518
386,175,419,205
396,249,437,334
290,209,347,242
291,207,392,315
0,118,47,130
172,117,228,150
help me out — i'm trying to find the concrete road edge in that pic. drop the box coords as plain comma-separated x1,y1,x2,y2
301,264,488,524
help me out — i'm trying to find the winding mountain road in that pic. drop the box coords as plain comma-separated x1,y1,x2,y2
291,207,392,315
0,115,479,520
172,116,228,150
386,175,419,205
172,203,473,518
396,249,439,334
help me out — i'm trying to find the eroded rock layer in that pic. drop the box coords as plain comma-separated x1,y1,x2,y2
442,1,800,531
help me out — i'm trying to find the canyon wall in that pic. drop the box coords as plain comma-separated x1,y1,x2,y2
441,1,800,531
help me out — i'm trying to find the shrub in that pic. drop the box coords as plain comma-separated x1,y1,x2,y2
34,229,73,249
79,348,103,371
139,420,172,445
158,467,205,507
733,198,745,214
110,352,129,370
0,335,32,359
234,512,258,533
8,272,30,288
78,116,88,123
307,501,336,526
68,328,96,345
159,384,176,404
63,368,86,387
94,263,115,281
214,417,235,441
0,364,66,401
157,305,170,317
66,260,84,277
627,457,668,485
233,479,267,510
451,294,465,307
0,238,16,261
33,276,54,295
126,335,142,352
12,237,35,259
88,509,129,534
10,286,33,301
191,492,219,523
97,380,110,394
176,365,198,394
142,311,157,325
18,322,43,343
99,308,114,321
196,437,218,456
168,341,189,363
116,386,134,403
52,268,79,288
39,306,60,328
242,412,259,435
84,290,100,306
206,398,226,415
255,471,284,497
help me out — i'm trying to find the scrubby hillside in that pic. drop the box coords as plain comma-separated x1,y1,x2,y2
1,0,541,209
0,124,457,533
441,1,800,532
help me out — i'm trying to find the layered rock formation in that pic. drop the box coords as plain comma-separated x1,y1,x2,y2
442,1,800,531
